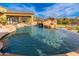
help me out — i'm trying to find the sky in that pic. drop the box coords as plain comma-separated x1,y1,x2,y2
0,3,79,18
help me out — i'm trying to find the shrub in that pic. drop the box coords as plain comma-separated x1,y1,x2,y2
0,15,7,25
75,26,79,30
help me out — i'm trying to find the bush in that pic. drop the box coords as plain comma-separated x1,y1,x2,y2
0,18,7,25
75,26,79,30
0,15,7,25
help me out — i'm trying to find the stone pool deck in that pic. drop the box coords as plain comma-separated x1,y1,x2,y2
0,51,79,56
0,33,8,39
0,53,17,56
65,52,79,56
54,51,79,56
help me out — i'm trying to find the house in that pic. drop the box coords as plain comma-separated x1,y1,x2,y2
0,6,34,25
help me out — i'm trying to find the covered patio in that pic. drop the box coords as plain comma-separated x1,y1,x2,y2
5,12,34,25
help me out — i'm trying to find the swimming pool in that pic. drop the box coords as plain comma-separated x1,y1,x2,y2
4,26,79,56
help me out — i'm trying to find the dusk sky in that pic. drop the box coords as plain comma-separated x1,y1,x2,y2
0,3,79,18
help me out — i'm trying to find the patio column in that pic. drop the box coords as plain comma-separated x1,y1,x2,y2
7,17,10,24
18,17,21,23
14,16,19,23
30,15,33,25
8,17,13,24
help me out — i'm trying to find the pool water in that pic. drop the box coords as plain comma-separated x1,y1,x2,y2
4,26,79,56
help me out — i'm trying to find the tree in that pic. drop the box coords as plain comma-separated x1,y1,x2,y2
0,15,7,25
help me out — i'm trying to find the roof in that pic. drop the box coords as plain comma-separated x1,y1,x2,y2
6,10,34,15
5,12,34,15
0,6,34,15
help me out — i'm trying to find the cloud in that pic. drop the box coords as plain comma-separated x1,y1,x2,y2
3,4,36,13
37,3,79,18
2,3,79,18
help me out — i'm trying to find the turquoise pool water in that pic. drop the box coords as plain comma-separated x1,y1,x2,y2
4,26,79,56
